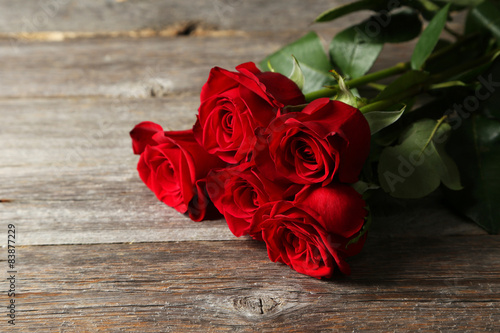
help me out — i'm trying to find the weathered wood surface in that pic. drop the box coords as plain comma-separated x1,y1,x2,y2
0,0,352,34
0,35,420,99
10,237,500,332
0,0,497,331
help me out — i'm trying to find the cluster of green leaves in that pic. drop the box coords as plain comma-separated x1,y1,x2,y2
259,0,500,234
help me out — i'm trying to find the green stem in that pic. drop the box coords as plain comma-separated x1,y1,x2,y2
419,115,448,156
431,49,500,83
350,62,410,88
304,33,492,104
366,83,387,91
360,49,500,113
424,32,479,66
303,62,409,102
359,84,421,113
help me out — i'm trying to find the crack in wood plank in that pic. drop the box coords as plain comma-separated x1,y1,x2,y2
0,22,247,42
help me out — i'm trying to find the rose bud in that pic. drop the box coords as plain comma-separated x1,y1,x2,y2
255,98,370,185
131,123,226,221
250,183,367,278
193,62,305,164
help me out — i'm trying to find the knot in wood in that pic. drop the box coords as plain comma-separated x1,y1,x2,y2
232,296,281,316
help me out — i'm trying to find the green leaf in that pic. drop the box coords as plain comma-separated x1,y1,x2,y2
374,70,430,102
329,10,422,79
466,0,500,42
330,27,383,79
364,106,406,135
411,3,451,70
315,0,391,23
260,32,335,94
446,115,500,234
288,56,305,90
378,118,462,198
355,9,423,44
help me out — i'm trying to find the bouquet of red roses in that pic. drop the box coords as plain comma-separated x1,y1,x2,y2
131,62,369,278
131,0,500,278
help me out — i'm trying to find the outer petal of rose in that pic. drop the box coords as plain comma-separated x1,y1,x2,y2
152,129,226,181
256,71,306,107
199,67,239,103
238,84,277,128
138,145,188,213
233,62,279,106
130,121,164,154
295,184,366,238
204,64,275,107
236,62,306,108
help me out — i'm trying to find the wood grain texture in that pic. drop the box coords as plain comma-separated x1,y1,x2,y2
0,35,281,98
0,96,235,245
0,26,422,99
0,0,351,34
3,236,499,332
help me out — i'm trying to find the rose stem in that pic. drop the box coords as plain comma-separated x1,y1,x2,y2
303,33,481,102
359,49,500,113
303,62,409,102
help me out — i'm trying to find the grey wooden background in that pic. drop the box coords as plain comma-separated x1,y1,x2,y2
0,1,498,331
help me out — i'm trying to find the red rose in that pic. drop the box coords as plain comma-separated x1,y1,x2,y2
131,122,226,221
255,98,370,185
206,163,296,237
193,62,305,164
250,184,367,278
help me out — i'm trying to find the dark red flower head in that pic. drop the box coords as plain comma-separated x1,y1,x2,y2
193,62,305,164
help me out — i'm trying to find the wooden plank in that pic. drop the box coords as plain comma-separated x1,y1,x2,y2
0,0,351,34
6,236,499,331
0,97,484,246
0,35,281,98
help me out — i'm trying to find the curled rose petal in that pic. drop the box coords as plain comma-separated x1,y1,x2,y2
295,184,367,239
